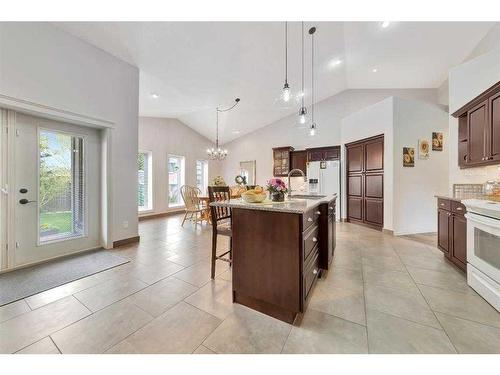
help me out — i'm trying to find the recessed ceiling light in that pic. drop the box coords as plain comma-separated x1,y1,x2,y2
330,59,342,68
381,21,390,28
372,68,378,73
150,93,159,99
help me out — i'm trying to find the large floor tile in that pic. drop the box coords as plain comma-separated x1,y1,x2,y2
203,304,291,354
0,296,90,353
0,300,31,323
367,309,455,353
282,309,368,354
309,283,366,325
361,253,406,272
435,312,500,353
362,265,417,292
25,271,110,310
173,259,229,287
74,277,147,312
332,251,362,271
106,302,220,354
193,345,216,354
15,337,60,354
407,266,469,293
127,260,185,285
184,279,235,320
364,285,440,328
419,285,500,328
323,266,363,292
51,299,153,353
128,277,198,317
398,252,456,273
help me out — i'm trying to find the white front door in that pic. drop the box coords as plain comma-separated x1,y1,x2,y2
12,113,101,268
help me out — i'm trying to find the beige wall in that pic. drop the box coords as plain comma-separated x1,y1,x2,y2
138,117,222,217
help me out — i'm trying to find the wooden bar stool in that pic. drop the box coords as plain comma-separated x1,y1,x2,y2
208,186,232,279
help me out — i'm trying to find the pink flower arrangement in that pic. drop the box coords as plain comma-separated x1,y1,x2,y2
266,178,288,194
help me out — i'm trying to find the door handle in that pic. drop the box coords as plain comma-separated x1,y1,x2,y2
19,199,37,205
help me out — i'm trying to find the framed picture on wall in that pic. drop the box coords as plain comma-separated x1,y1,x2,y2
403,147,415,167
432,132,443,151
418,139,430,159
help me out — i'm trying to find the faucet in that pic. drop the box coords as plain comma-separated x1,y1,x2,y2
287,169,307,199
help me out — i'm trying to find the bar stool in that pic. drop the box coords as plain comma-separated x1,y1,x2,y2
208,186,232,279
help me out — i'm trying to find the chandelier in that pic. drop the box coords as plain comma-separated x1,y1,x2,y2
207,98,240,160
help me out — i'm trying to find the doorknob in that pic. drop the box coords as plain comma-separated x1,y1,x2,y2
19,199,36,205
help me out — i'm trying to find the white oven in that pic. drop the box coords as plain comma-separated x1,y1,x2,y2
464,199,500,311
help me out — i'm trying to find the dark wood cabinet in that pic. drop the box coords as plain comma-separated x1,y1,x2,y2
345,135,384,230
489,91,500,162
436,198,466,272
319,199,336,270
453,81,500,168
290,150,307,176
273,146,294,177
437,208,450,255
306,146,340,162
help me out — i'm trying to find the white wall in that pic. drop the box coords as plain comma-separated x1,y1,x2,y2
340,97,448,235
448,32,500,191
340,97,395,231
138,117,222,216
220,88,439,186
392,97,449,235
0,22,140,242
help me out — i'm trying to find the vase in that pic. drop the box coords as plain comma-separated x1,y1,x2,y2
271,192,285,202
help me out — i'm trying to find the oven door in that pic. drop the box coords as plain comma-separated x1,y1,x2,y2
465,212,500,282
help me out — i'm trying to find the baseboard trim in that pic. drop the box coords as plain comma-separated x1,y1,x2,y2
382,229,394,236
113,235,140,248
138,210,184,221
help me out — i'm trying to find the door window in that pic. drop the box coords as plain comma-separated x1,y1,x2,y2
39,130,85,244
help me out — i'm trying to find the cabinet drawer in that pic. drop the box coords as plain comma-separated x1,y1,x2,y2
451,201,466,215
303,208,321,230
437,198,451,211
303,248,319,301
303,224,319,262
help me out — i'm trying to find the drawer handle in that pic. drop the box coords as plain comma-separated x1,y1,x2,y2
312,237,318,242
313,269,318,275
456,207,463,211
307,217,313,222
329,207,334,210
315,211,321,215
440,203,445,206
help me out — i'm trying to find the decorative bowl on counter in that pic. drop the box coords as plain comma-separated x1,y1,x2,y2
241,192,267,203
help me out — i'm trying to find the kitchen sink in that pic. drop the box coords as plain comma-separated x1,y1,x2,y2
289,194,327,200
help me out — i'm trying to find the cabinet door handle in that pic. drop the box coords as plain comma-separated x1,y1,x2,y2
315,211,321,215
456,207,463,211
307,217,313,222
313,269,318,275
312,237,318,242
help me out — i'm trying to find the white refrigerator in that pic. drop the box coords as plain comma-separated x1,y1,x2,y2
307,160,340,219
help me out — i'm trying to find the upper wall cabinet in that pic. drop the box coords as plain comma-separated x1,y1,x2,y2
273,146,294,177
306,146,340,162
453,81,500,168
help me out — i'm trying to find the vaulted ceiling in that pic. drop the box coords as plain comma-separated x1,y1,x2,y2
56,22,494,143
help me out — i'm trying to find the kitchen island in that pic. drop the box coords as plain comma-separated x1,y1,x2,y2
211,194,337,323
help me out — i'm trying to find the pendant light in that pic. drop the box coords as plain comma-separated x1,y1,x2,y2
275,22,293,108
298,21,307,126
207,98,240,160
308,26,317,137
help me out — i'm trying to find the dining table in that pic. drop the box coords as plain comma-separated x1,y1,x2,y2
197,193,240,224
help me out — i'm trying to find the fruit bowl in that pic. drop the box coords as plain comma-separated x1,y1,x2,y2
241,192,267,203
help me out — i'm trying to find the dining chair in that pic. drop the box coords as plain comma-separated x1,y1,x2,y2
208,186,232,279
180,185,205,229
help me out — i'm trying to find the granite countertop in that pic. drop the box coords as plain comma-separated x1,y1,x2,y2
210,194,337,214
434,195,464,203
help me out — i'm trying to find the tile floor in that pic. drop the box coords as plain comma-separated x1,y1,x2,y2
1,215,500,354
